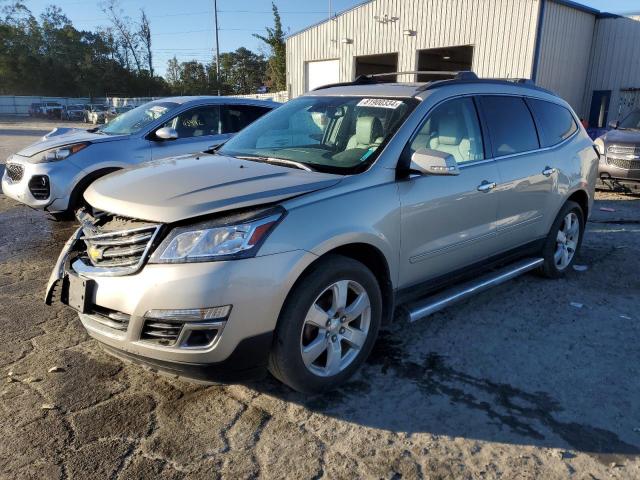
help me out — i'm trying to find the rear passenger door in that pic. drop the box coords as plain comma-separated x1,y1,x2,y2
398,96,500,287
477,95,557,251
220,104,273,137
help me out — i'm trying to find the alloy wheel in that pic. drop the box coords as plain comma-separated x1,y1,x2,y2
554,212,580,270
299,279,371,377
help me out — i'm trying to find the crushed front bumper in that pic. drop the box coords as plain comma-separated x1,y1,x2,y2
45,230,316,380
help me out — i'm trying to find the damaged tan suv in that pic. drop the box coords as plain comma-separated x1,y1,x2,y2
46,72,598,393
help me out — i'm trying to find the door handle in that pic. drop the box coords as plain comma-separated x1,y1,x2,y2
477,180,497,192
542,166,556,177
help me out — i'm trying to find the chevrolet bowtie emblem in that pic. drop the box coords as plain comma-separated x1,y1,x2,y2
88,245,103,262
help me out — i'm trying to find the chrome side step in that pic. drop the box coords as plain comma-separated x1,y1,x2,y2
403,257,544,323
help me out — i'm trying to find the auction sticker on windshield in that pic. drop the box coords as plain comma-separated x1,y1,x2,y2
357,98,403,109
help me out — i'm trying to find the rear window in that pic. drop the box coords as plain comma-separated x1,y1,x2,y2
479,96,539,157
528,99,578,147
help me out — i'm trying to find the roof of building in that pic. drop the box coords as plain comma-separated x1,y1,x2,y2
286,0,620,40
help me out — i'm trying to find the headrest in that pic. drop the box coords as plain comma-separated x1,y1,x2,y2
437,114,462,145
355,116,383,145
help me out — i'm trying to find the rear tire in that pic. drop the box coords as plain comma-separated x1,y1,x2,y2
268,255,382,394
539,201,584,278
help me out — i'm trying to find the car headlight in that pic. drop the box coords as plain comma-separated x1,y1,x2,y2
594,138,605,158
149,207,285,264
34,143,89,163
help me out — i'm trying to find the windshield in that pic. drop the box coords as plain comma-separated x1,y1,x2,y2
100,101,179,135
219,96,417,174
619,110,640,130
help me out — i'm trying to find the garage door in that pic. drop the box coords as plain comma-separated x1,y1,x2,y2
305,59,339,92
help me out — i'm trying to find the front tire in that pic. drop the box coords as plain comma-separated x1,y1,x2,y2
540,201,584,278
269,255,382,394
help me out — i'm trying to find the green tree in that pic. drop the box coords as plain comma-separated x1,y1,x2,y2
253,2,286,91
217,47,267,95
178,60,208,95
0,1,168,97
165,56,181,88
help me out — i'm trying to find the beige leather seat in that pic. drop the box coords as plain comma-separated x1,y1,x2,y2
428,115,472,163
347,116,384,150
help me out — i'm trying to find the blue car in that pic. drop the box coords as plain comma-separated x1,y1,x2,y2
2,96,279,218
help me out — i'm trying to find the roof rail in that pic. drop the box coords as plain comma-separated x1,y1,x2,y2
416,75,555,94
312,71,555,96
312,70,478,91
312,75,381,91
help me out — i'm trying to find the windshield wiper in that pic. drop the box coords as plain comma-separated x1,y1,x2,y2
234,155,314,172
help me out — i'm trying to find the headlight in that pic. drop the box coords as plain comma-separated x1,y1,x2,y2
35,143,89,163
149,207,285,264
594,138,605,158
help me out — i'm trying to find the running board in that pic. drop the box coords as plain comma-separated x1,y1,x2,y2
403,257,544,323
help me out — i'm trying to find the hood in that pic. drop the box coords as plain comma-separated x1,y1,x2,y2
84,154,342,223
601,128,640,146
18,129,126,157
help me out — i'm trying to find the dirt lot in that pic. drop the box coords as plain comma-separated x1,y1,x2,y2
1,124,639,479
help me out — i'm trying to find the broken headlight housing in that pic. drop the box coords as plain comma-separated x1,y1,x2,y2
149,207,285,264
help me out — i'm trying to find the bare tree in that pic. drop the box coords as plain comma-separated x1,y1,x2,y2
101,0,142,72
139,9,153,76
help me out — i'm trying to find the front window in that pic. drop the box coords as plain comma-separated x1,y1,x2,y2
619,110,640,130
162,105,220,138
101,101,179,135
409,97,484,164
219,96,417,173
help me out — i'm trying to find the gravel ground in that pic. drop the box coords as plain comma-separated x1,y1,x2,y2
1,125,639,479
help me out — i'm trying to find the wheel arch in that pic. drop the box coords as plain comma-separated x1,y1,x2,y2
284,242,395,325
567,189,589,220
68,167,122,211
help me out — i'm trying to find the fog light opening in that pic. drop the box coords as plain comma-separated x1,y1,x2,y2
182,329,219,348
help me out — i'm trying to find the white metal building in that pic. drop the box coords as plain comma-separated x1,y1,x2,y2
286,0,640,127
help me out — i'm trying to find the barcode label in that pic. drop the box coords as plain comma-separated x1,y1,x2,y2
357,98,403,109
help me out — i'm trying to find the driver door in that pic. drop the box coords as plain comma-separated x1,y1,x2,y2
398,96,500,288
151,105,223,160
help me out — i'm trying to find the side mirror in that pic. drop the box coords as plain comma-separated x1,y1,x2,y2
409,148,460,176
608,120,619,130
155,127,178,141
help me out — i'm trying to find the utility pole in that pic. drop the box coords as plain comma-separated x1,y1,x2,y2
214,0,221,96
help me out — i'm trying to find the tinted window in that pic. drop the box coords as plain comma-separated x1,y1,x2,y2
480,96,539,156
221,105,272,133
528,99,577,147
163,105,220,138
409,97,484,163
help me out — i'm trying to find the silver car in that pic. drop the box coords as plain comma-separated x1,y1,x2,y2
46,73,598,393
2,97,278,219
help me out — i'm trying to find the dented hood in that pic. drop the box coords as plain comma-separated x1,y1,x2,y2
84,153,342,223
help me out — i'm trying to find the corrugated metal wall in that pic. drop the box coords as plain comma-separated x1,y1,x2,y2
535,1,596,117
286,0,541,97
582,16,640,122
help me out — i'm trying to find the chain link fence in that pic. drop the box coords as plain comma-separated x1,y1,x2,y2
0,91,289,116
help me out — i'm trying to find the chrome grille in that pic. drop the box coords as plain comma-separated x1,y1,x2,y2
141,320,184,346
607,145,640,156
74,209,161,276
87,306,130,331
607,157,640,170
5,163,24,182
